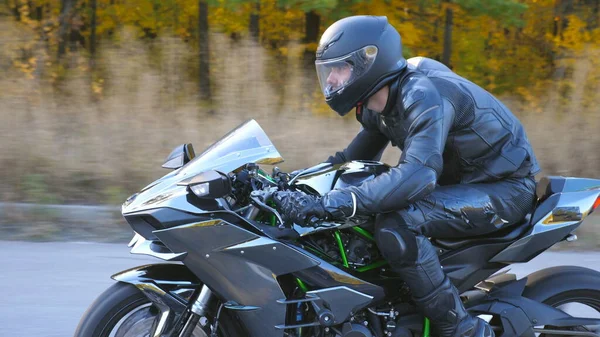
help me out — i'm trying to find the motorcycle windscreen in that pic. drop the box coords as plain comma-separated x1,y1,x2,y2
123,120,283,214
179,119,284,176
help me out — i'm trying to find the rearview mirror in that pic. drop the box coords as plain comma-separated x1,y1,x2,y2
178,170,231,199
162,143,196,169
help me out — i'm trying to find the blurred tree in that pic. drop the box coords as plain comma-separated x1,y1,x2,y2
89,0,97,59
442,2,453,67
57,0,74,58
1,0,599,104
198,0,212,101
443,0,528,68
303,10,319,43
249,0,259,41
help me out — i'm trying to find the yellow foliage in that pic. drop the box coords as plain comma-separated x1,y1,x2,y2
209,0,250,35
91,78,104,95
259,0,304,48
555,15,589,52
1,0,598,107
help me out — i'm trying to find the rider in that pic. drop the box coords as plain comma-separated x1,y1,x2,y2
273,15,539,337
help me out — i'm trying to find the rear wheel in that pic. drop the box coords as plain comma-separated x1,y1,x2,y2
75,282,243,337
538,290,600,337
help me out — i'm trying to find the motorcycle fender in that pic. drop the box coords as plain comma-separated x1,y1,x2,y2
111,263,201,290
522,266,600,302
468,270,600,336
111,263,201,334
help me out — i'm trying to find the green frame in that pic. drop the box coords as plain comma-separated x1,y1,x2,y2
333,227,389,272
295,227,430,337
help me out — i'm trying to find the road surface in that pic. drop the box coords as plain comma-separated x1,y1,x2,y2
1,241,599,337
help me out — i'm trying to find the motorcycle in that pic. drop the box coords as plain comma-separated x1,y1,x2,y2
75,119,600,337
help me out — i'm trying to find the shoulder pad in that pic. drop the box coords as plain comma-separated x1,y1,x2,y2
399,74,440,114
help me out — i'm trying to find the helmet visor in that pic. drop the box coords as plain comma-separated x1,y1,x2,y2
315,45,378,99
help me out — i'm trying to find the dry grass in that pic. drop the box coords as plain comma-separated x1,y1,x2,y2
1,22,599,207
0,25,382,204
515,47,600,178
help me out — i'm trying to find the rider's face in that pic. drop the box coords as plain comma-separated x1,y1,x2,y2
326,63,352,92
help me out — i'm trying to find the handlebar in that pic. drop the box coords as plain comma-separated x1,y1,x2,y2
249,189,287,229
249,189,326,229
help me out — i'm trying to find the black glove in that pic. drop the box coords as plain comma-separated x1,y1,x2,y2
273,191,327,227
322,189,356,219
273,190,356,227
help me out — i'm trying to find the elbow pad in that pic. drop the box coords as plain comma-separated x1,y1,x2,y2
349,162,437,214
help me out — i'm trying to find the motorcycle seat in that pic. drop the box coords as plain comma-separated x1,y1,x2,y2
432,214,532,251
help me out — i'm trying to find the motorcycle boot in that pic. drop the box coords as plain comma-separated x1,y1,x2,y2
414,276,494,337
381,233,494,337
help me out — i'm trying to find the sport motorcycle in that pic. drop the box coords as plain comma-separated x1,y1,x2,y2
75,119,600,337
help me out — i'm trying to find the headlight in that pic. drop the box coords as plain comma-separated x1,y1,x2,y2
190,182,210,197
179,170,231,199
123,193,138,208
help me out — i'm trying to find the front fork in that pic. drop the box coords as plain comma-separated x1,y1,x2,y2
179,285,215,337
112,264,216,337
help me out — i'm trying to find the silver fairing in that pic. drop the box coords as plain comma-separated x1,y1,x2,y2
293,160,390,196
153,219,321,337
121,119,283,215
491,187,600,263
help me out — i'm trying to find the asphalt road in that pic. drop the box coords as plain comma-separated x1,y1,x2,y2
1,241,600,337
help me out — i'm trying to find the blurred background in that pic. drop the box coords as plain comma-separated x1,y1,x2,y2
1,0,599,247
1,2,600,335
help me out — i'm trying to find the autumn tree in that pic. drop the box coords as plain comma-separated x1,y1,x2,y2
2,0,599,105
198,0,212,101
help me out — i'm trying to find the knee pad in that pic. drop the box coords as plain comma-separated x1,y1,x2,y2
376,227,418,265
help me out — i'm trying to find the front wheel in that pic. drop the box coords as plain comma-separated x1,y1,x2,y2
74,282,239,337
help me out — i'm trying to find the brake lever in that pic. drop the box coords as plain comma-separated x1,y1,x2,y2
249,190,286,229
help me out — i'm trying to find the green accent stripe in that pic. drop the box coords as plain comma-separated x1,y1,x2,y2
266,200,277,226
296,278,308,292
334,230,349,268
351,226,375,241
257,169,276,183
356,260,388,272
305,246,327,259
423,317,430,337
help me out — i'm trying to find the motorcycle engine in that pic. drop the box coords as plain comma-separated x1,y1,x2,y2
346,234,375,265
341,323,372,337
305,230,380,268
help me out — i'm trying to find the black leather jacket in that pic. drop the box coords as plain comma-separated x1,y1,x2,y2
326,57,540,214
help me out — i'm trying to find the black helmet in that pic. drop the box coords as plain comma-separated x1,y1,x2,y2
315,16,406,116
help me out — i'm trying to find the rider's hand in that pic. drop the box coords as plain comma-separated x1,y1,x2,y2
272,189,358,227
272,191,327,227
321,189,357,219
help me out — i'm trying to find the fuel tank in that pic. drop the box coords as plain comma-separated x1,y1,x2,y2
294,160,390,196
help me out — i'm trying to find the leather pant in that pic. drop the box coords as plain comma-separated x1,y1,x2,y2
374,176,536,297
